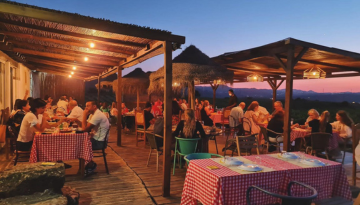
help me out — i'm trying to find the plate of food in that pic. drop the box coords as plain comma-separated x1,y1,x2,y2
278,152,299,160
238,164,263,172
300,158,326,167
220,157,244,166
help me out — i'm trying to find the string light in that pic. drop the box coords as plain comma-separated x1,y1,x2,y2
84,57,88,61
69,75,72,78
71,72,74,75
89,43,95,48
73,66,76,70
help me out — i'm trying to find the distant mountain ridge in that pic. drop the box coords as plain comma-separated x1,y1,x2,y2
196,86,360,103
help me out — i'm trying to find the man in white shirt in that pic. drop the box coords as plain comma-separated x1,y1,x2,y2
79,101,110,175
66,100,84,123
229,102,245,128
57,96,68,115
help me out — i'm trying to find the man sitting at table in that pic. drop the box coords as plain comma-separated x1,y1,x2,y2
229,103,245,130
66,100,84,124
144,102,156,130
57,96,68,115
78,101,110,175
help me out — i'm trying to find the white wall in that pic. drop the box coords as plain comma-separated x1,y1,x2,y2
0,51,31,110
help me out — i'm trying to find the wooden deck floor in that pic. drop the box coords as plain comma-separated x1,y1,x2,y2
1,127,360,204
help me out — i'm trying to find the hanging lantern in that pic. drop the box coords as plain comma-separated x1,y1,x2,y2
303,66,326,79
172,82,180,87
213,79,226,85
247,74,263,82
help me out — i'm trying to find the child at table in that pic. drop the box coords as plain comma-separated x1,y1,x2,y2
17,98,64,151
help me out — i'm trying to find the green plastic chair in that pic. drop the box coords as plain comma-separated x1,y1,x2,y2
184,153,223,165
173,137,201,175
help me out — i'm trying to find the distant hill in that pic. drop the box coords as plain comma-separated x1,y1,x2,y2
196,85,360,103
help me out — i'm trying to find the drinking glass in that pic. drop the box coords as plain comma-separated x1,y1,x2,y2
255,156,262,165
201,121,204,126
290,118,294,125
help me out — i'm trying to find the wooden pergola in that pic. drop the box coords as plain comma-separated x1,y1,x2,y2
213,38,360,151
0,1,185,196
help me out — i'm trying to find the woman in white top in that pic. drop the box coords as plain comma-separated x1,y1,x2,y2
110,102,118,116
243,101,261,134
331,110,353,138
17,98,63,151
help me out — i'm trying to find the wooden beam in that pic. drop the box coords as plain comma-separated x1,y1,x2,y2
0,18,147,48
162,41,172,197
1,30,135,55
227,66,286,75
13,48,119,67
273,54,287,70
276,79,285,90
11,41,127,61
283,45,295,152
31,63,99,76
136,88,140,110
119,41,163,68
293,47,309,66
29,66,84,80
26,56,104,73
0,4,185,43
117,67,122,146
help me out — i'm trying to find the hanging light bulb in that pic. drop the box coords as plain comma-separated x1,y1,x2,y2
69,75,72,78
84,57,88,61
247,74,263,82
89,43,95,48
303,66,326,79
71,72,74,75
73,66,76,70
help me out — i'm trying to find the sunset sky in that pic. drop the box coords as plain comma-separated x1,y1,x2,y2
17,0,360,93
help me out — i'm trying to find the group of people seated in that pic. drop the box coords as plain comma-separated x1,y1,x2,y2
7,94,111,175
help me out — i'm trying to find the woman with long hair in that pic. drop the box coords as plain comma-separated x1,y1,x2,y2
308,110,332,134
243,101,261,134
200,100,213,126
331,110,353,138
172,109,206,139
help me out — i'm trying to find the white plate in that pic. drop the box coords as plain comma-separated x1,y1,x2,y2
300,159,326,167
278,153,299,160
221,157,244,166
238,164,263,172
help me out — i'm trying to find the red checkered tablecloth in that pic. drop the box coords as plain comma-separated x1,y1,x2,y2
210,113,223,124
181,153,351,205
29,133,93,164
290,128,310,142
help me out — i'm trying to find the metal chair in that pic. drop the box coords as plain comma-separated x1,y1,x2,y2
242,117,252,135
340,136,352,165
222,115,242,156
146,133,163,172
173,137,201,175
184,153,223,165
260,126,283,153
305,132,331,159
246,181,318,205
222,109,231,131
352,123,360,186
6,125,18,160
236,134,260,156
92,127,111,174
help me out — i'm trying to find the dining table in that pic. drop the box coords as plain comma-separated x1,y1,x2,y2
210,113,223,124
181,152,351,205
29,129,93,176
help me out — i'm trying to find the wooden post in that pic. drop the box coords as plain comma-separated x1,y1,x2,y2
136,88,140,110
97,75,101,104
267,78,284,106
283,46,294,151
210,83,219,108
116,67,122,146
189,81,195,109
162,41,172,197
187,86,191,106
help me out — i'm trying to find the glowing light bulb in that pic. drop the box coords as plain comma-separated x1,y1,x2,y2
73,66,76,70
254,76,257,80
69,75,72,78
89,43,95,48
312,72,316,75
84,57,88,61
71,72,74,75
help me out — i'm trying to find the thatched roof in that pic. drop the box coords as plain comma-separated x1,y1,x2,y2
96,68,149,94
148,45,233,94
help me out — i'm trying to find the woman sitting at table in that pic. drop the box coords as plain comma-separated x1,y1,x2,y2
200,100,214,126
331,110,353,138
309,110,332,134
173,109,206,139
266,110,284,152
17,98,64,151
243,101,261,134
305,109,320,124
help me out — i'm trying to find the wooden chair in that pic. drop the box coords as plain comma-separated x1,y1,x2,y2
352,123,360,186
135,110,146,147
260,126,283,153
235,134,260,156
222,109,231,131
146,133,163,172
242,117,252,135
6,125,18,160
305,132,331,159
92,126,111,174
340,136,352,165
13,127,31,166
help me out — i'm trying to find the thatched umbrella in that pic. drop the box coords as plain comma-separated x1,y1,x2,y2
148,45,233,108
96,67,149,109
